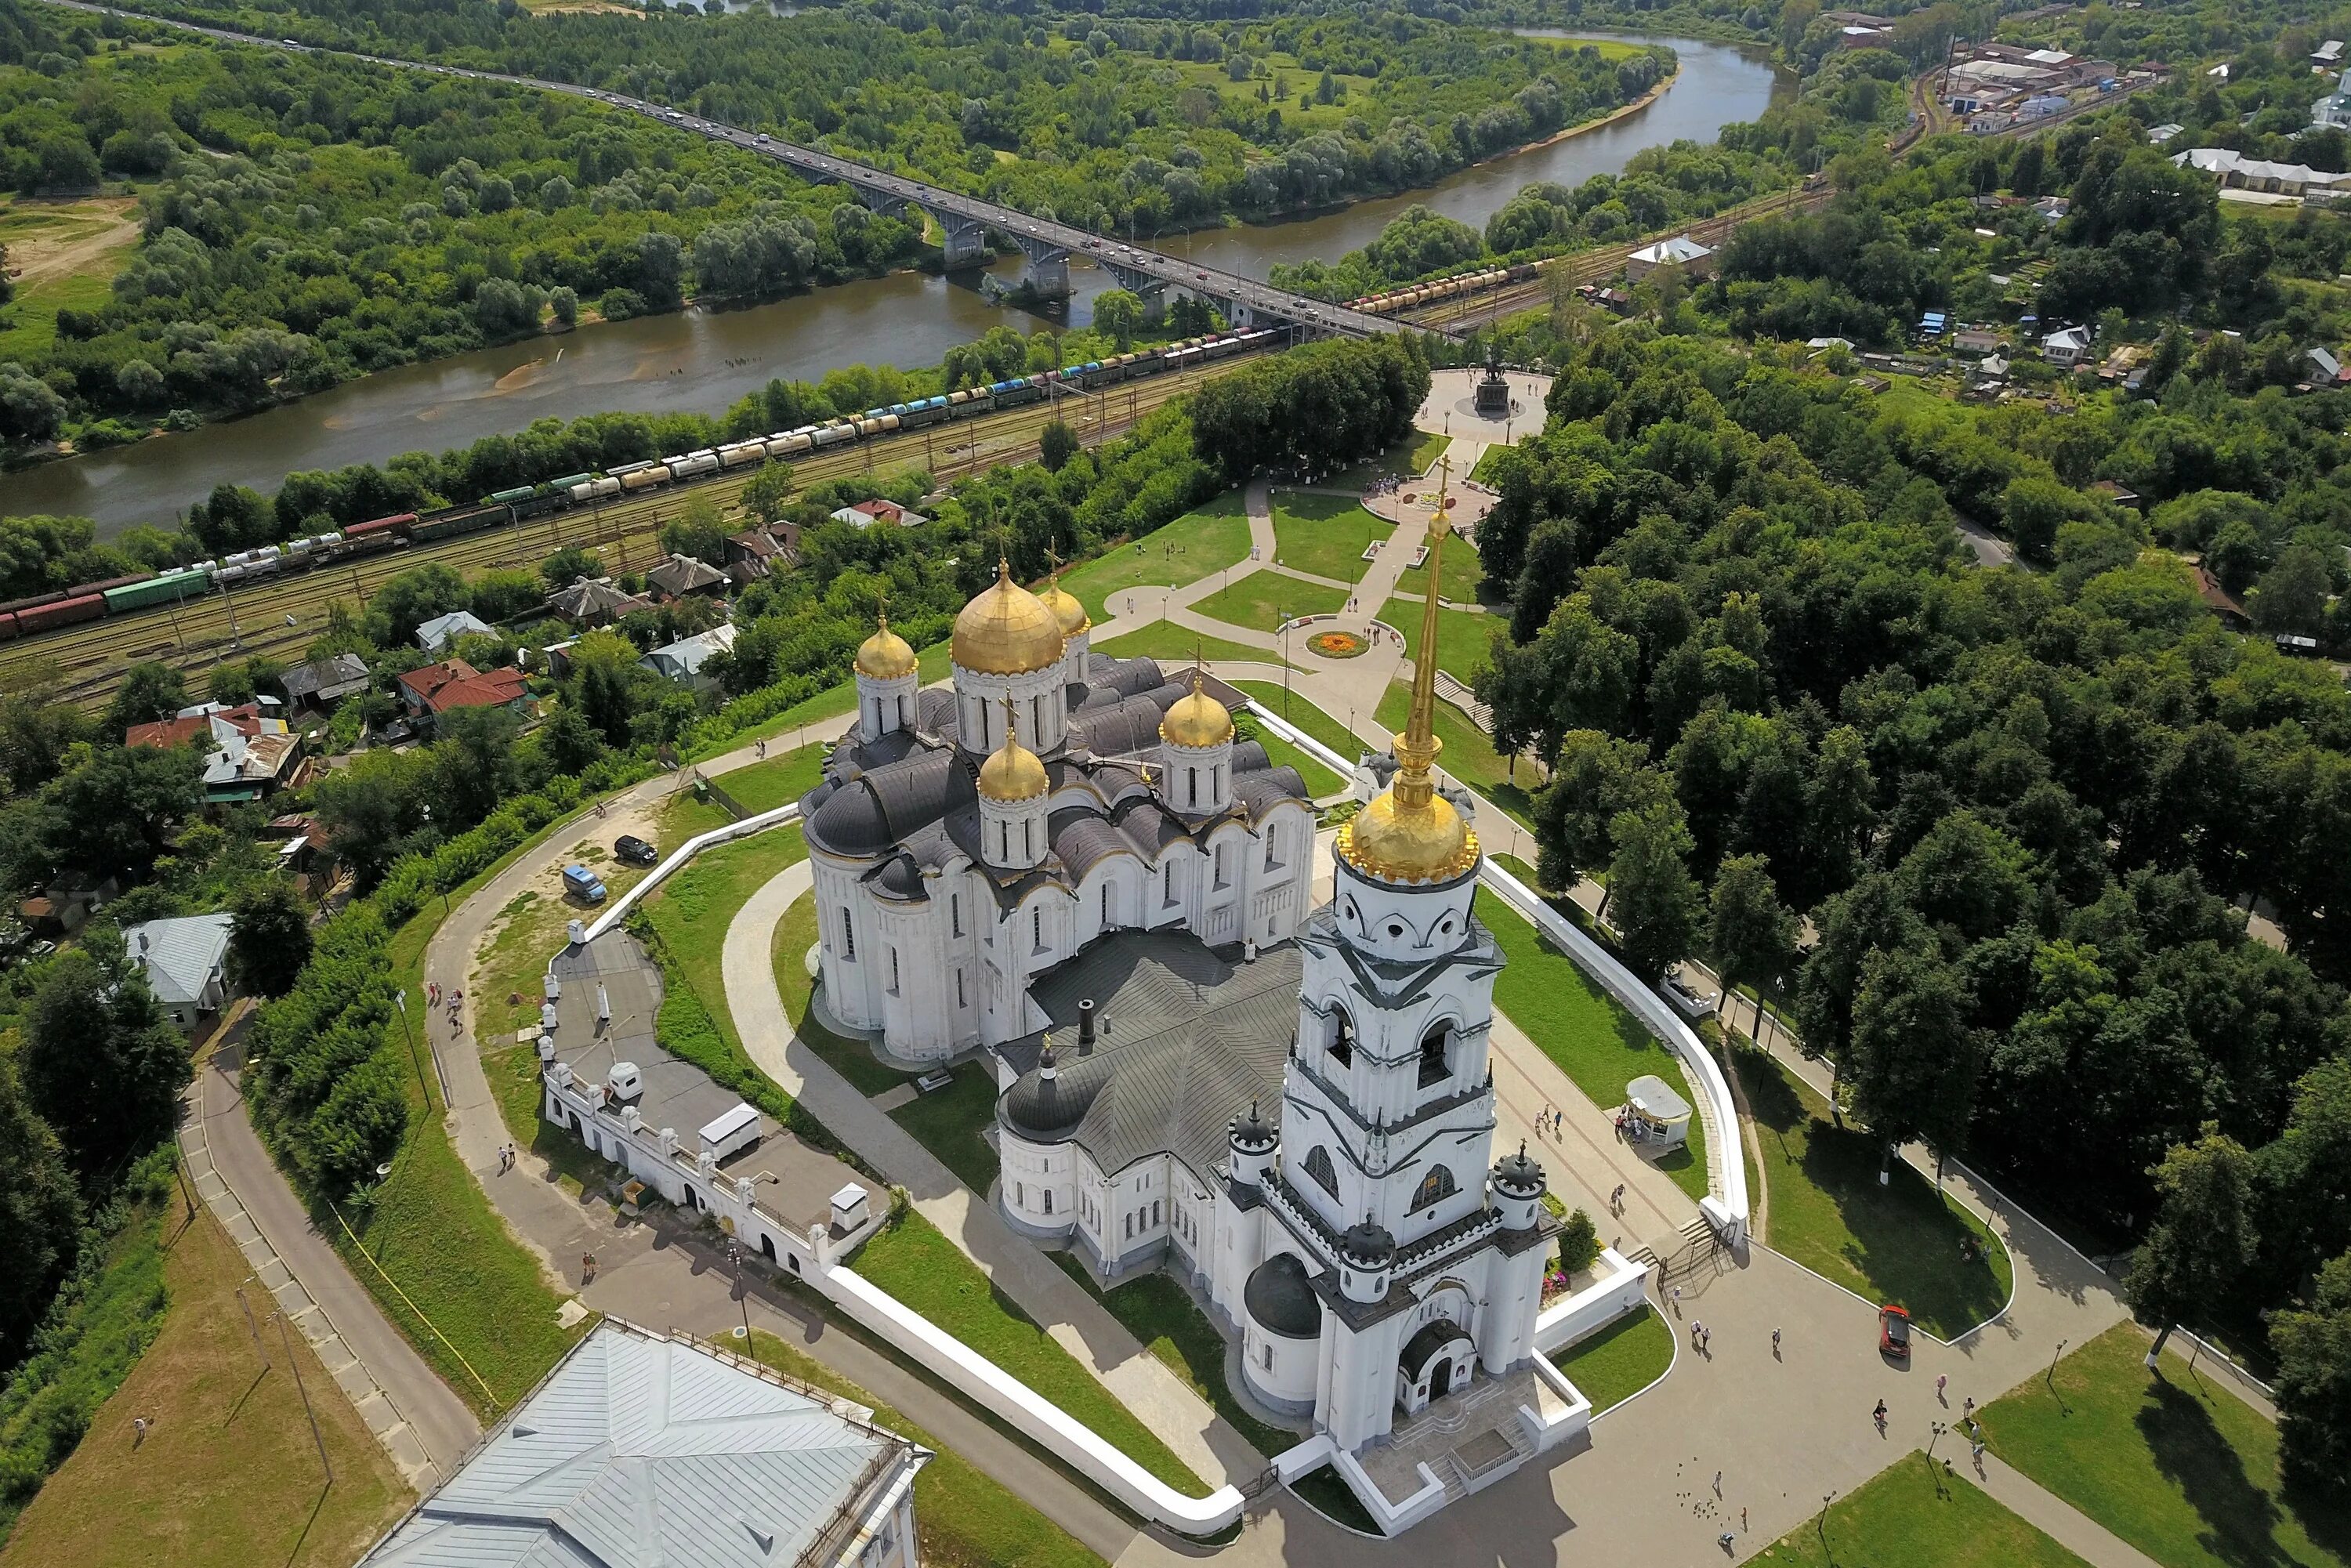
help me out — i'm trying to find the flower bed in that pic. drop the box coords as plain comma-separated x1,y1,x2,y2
1309,629,1367,658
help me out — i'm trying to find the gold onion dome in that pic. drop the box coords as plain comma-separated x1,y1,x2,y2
855,610,918,679
977,730,1049,802
1038,571,1091,638
1160,669,1233,748
953,558,1067,675
1339,462,1480,885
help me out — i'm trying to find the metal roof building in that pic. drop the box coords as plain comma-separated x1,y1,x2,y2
358,1318,928,1568
122,911,235,1028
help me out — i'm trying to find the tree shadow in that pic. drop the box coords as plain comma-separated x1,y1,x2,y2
1733,1045,1806,1139
1798,1119,2006,1334
2139,1372,2292,1568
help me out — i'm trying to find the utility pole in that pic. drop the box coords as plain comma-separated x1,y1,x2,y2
271,1306,332,1483
236,1276,272,1370
393,988,429,1104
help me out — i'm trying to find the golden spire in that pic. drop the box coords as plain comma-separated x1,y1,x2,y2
978,691,1048,801
1396,457,1452,809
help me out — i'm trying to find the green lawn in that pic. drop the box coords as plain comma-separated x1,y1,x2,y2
1381,596,1502,685
1373,683,1538,830
1327,430,1451,491
849,1212,1212,1497
712,740,829,815
1733,1045,2011,1338
695,643,951,762
1290,1464,1382,1534
886,1063,1001,1194
1057,493,1257,625
1232,680,1369,768
1469,443,1509,487
772,893,911,1097
1194,574,1349,635
1270,494,1393,584
1096,621,1292,669
1473,890,1711,1201
1233,719,1348,796
1759,1453,2095,1567
639,821,809,1067
1047,1256,1295,1458
747,1330,1105,1568
1393,527,1488,605
1980,1324,2351,1568
1550,1305,1675,1413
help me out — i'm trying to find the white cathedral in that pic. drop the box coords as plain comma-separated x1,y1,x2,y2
801,516,1557,1463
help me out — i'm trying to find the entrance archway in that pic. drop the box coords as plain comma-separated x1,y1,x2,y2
1396,1318,1475,1416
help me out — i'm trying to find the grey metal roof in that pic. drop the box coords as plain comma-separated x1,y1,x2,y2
415,610,492,652
122,912,233,1005
994,933,1301,1179
1244,1251,1323,1339
546,933,759,1157
360,1320,919,1568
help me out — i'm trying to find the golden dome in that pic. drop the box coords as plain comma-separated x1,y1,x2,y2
855,610,917,679
1038,576,1091,639
953,559,1066,675
1338,782,1480,885
977,733,1049,802
1159,670,1233,749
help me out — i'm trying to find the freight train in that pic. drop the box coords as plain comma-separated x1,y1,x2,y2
0,328,1281,646
1346,265,1534,317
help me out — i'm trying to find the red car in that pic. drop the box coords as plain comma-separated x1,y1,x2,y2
1879,1304,1912,1359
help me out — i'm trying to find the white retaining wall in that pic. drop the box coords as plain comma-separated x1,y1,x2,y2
1247,703,1750,1243
1531,1247,1651,1354
580,797,803,943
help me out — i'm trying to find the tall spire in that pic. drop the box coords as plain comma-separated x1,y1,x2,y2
1394,456,1452,812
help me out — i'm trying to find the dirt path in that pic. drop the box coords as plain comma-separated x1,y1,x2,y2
4,197,140,288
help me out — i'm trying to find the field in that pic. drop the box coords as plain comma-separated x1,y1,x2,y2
848,1212,1212,1497
1373,682,1538,828
1756,1454,2093,1567
886,1063,1001,1194
1550,1305,1675,1413
1393,527,1489,605
1166,49,1385,138
1381,595,1501,684
1048,1256,1295,1458
0,194,141,365
708,738,830,815
1326,429,1451,491
746,1331,1104,1568
1979,1324,2351,1568
1194,574,1349,635
1473,889,1711,1200
1096,622,1292,668
1270,494,1393,583
2,1205,411,1568
1733,1045,2011,1338
1056,493,1257,624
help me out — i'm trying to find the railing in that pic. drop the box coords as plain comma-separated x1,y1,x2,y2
578,800,802,945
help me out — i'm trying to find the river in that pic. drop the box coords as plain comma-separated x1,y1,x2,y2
10,34,1783,534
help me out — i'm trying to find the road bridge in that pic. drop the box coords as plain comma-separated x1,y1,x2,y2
42,0,1433,340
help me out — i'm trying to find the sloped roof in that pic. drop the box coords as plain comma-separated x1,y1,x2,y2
399,660,479,703
122,912,234,1005
359,1319,922,1568
427,667,530,715
640,623,738,681
281,654,371,704
416,610,492,652
1629,234,1713,265
545,577,645,624
647,554,729,597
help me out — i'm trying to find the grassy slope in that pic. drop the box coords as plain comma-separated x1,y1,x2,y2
638,823,810,1066
1373,683,1538,829
849,1213,1211,1497
1270,494,1393,584
1550,1305,1675,1414
2,1205,410,1568
772,893,910,1096
713,741,831,815
1980,1324,2351,1568
1237,722,1348,795
1048,1256,1293,1458
1097,622,1291,669
1393,527,1486,604
1733,1045,2010,1338
1194,574,1349,635
1473,889,1711,1201
746,1331,1104,1568
1057,494,1256,625
1232,679,1367,765
1381,595,1502,685
886,1063,1001,1194
1764,1454,2094,1568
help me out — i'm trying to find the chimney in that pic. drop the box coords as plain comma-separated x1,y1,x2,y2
1077,999,1097,1055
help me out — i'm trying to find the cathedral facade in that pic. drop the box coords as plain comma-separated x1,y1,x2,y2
800,566,1320,1063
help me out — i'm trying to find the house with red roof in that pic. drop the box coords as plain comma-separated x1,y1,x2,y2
397,659,533,732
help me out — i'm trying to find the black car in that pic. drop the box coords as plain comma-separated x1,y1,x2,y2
614,835,659,866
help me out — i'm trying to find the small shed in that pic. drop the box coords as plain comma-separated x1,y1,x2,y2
1624,1074,1693,1151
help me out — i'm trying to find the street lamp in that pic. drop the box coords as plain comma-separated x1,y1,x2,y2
728,1239,753,1342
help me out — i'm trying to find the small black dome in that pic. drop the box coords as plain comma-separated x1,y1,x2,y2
1494,1139,1545,1194
806,779,893,856
1244,1253,1323,1340
870,854,927,903
1229,1099,1277,1151
1341,1218,1396,1267
998,1056,1103,1142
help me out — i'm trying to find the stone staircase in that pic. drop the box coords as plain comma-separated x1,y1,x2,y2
1627,1214,1719,1279
1433,670,1493,733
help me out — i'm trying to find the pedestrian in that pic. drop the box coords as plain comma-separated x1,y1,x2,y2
1873,1400,1888,1430
133,1416,150,1447
1972,1438,1985,1463
1772,1326,1782,1356
1702,1324,1712,1353
1741,1507,1748,1533
1962,1396,1976,1418
1712,1469,1722,1497
1936,1372,1948,1403
1669,1284,1683,1316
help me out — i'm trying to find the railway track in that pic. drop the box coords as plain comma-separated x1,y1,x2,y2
14,359,1248,715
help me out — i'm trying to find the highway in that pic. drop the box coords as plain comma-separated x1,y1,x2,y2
38,0,1421,341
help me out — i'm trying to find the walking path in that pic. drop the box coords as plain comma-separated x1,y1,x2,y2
179,1040,480,1488
722,860,1263,1487
1971,1454,2165,1568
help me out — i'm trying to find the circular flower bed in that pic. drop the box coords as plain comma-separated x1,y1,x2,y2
1309,629,1367,659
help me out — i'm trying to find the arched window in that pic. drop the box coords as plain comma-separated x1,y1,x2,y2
1303,1145,1339,1197
1418,1026,1450,1088
1328,1007,1353,1070
1411,1164,1458,1212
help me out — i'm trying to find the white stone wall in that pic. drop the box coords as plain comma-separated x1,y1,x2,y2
953,662,1069,757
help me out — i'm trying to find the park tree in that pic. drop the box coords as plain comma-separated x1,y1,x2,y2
20,947,190,1192
540,544,603,589
567,629,647,748
0,1053,82,1370
1844,943,1981,1182
2124,1124,2259,1365
741,458,795,525
364,563,469,647
0,679,89,794
1528,730,1666,900
1607,796,1702,983
2250,543,2334,637
1092,289,1146,351
107,660,189,733
2272,1251,2351,1491
661,494,730,566
46,743,204,880
1706,853,1796,1046
229,878,313,999
1040,418,1081,473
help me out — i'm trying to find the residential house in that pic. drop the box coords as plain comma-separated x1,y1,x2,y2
2309,346,2349,386
2041,325,2094,367
2147,122,2185,143
354,1317,926,1568
2319,65,2351,128
2316,39,2344,66
280,654,371,712
1625,234,1715,281
643,553,730,601
2191,563,2251,626
827,501,929,530
1837,24,1891,48
1952,327,2009,356
397,660,534,730
725,523,801,586
415,610,493,654
123,911,235,1030
129,703,306,804
20,871,119,937
2175,146,2351,197
2090,480,2143,509
543,576,647,628
639,623,738,690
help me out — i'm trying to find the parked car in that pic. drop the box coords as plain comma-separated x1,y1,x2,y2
614,835,659,866
1878,1304,1911,1359
562,864,608,904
